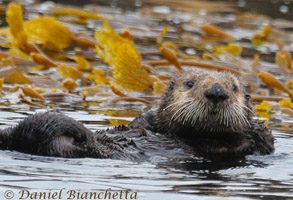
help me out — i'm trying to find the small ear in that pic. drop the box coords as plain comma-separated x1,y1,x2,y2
245,94,251,100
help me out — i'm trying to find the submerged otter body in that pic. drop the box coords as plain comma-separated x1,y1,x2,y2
0,71,274,160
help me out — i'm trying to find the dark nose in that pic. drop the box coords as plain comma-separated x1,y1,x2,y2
204,83,228,104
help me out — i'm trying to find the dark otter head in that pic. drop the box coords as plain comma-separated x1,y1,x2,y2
156,71,253,134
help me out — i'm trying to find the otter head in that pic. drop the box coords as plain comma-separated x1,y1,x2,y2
156,71,253,134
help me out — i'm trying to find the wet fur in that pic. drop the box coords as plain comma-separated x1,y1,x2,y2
0,71,274,160
153,71,274,156
0,113,145,160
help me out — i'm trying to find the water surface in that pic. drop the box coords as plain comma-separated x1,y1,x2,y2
0,0,293,199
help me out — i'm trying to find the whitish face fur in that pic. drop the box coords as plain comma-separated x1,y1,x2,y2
158,71,253,133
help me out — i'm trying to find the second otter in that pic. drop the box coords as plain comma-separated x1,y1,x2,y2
0,71,275,160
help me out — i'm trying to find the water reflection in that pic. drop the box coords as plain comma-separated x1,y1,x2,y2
37,0,293,19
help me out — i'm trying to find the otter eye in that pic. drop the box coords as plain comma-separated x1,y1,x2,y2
245,94,251,100
169,81,175,90
185,81,194,89
232,84,238,93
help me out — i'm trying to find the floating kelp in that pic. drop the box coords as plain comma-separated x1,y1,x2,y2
0,1,291,126
95,21,153,91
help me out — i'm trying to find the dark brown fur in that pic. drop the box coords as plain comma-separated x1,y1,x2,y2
0,71,274,160
146,71,274,157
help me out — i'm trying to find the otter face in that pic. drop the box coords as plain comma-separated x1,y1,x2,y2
161,71,252,133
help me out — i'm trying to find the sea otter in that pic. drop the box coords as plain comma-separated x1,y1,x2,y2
0,71,274,160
